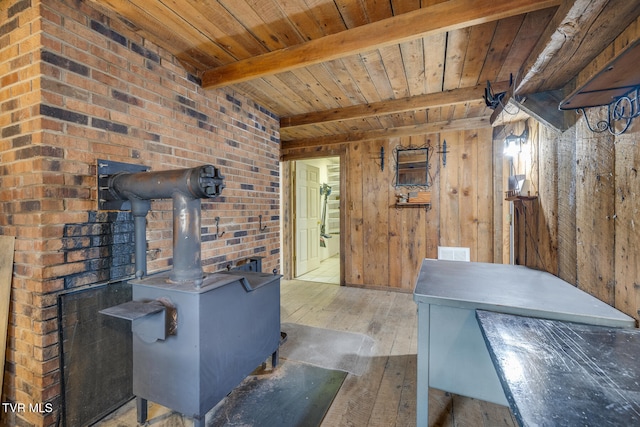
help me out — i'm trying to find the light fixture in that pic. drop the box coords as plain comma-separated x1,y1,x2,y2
503,123,529,157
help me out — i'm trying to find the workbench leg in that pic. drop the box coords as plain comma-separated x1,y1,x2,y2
416,304,430,427
136,397,147,424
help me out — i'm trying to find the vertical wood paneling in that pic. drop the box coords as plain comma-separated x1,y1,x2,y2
614,129,640,318
492,126,508,264
363,140,390,287
556,126,577,284
346,142,365,285
575,115,615,305
440,131,462,246
537,124,559,274
460,130,479,258
388,141,403,288
476,127,494,262
425,134,440,260
281,160,294,279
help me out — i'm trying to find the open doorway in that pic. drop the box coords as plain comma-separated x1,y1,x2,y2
293,157,340,284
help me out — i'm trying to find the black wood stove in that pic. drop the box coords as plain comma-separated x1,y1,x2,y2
99,162,281,427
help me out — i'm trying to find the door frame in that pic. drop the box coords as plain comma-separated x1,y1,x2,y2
281,153,345,284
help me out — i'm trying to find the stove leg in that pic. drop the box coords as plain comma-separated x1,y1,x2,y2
271,348,279,368
136,397,148,424
192,416,206,427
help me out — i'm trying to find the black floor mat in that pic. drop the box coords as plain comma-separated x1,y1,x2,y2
208,360,347,427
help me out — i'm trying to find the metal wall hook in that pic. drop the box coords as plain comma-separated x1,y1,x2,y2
214,216,225,237
258,214,267,232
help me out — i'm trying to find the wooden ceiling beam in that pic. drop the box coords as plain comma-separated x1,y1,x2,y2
280,81,510,129
516,0,640,95
202,0,560,89
280,116,492,151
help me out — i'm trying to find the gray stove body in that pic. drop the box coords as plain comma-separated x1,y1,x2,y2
129,270,280,424
98,162,281,427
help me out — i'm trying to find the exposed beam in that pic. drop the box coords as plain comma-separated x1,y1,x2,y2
202,0,560,89
281,116,492,151
281,81,510,130
516,0,640,95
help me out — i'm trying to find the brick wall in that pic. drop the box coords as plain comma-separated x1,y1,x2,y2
0,0,281,425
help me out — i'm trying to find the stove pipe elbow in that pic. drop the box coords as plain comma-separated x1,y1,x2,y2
108,165,224,285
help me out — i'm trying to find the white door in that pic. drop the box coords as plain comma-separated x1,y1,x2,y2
295,162,321,276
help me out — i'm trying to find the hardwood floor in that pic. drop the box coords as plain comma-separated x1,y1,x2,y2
282,280,517,427
95,279,517,427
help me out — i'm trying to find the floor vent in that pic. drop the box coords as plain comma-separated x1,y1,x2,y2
437,246,470,262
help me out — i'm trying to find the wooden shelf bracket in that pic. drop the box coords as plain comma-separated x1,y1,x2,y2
559,38,640,135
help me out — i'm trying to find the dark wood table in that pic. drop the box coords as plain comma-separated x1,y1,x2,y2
477,310,640,427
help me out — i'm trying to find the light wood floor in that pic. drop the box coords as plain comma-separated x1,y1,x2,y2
282,280,517,427
96,279,517,427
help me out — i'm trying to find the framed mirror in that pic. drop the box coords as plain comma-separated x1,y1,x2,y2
396,147,429,187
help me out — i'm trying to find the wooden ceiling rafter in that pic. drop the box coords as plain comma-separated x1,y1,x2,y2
281,116,492,153
280,81,510,130
201,0,561,89
516,0,640,95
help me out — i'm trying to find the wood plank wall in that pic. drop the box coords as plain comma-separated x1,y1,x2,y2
282,126,497,291
508,17,640,322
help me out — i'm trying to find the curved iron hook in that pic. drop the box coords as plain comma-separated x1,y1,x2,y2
258,214,268,232
214,216,225,237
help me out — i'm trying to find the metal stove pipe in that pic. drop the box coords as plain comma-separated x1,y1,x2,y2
108,165,224,284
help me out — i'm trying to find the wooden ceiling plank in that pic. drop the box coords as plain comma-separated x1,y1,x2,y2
301,64,353,109
443,27,471,91
390,0,422,16
381,44,412,99
169,0,269,60
423,32,447,93
340,55,384,104
201,0,562,89
217,0,304,50
274,0,328,41
400,38,427,97
291,67,346,110
477,15,525,84
334,0,369,28
280,81,510,129
250,75,312,113
362,0,394,22
460,21,497,88
110,0,237,65
88,0,227,69
362,49,397,101
321,60,370,106
302,0,348,34
517,0,640,95
281,116,492,150
497,8,557,83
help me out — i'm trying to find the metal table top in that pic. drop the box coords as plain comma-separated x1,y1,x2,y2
413,259,635,328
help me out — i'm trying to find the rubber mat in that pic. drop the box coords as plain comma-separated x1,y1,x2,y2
208,360,347,427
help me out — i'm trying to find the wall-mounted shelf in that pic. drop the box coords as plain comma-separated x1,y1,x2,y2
560,38,640,110
559,38,640,135
395,202,431,211
505,195,538,202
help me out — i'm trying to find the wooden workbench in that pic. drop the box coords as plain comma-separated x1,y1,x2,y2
412,259,635,427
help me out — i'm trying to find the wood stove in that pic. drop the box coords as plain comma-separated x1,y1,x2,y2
99,161,281,427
